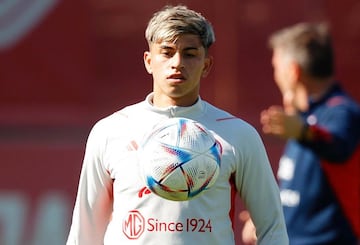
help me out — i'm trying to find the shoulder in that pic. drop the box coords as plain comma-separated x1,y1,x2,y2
89,101,145,139
323,92,360,127
204,101,257,128
202,101,262,143
325,85,360,113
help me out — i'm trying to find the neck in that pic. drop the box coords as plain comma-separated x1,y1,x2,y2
294,77,335,112
152,94,199,108
307,77,335,101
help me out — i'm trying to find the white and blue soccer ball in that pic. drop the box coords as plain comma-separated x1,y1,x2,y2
139,117,222,201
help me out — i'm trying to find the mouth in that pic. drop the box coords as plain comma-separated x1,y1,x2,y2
167,74,186,82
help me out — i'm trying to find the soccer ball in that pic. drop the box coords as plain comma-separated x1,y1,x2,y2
139,117,222,201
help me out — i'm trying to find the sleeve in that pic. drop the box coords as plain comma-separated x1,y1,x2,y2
66,121,114,245
299,100,360,162
236,126,289,245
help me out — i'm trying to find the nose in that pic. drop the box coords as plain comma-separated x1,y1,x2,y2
170,52,184,70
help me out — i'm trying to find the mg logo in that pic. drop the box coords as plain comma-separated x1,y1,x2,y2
0,0,59,50
122,210,145,239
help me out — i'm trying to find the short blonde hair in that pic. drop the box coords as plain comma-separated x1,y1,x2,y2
269,22,334,78
145,5,215,51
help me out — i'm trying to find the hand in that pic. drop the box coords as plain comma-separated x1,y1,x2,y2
283,90,297,114
260,105,304,139
239,211,257,245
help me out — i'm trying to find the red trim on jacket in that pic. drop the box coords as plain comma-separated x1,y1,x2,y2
321,146,360,238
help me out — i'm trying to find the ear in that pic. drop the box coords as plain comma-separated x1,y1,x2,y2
144,51,152,74
201,55,213,78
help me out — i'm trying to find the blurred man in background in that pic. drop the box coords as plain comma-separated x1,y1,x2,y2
242,22,360,245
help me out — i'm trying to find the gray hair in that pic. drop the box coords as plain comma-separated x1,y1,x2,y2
269,22,334,78
145,5,215,50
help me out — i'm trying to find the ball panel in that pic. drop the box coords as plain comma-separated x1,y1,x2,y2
150,184,189,201
160,167,188,190
182,154,220,190
142,144,192,181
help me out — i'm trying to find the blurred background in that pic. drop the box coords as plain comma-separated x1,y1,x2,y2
0,0,359,244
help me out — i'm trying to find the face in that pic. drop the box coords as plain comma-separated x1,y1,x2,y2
272,47,308,111
271,48,297,95
144,34,213,107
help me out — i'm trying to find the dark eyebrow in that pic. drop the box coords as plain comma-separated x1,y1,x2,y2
159,45,200,52
159,45,173,50
183,47,200,52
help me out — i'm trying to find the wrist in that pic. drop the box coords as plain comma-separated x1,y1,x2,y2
298,122,310,141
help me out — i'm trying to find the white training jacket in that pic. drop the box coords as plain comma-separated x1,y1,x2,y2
67,93,289,245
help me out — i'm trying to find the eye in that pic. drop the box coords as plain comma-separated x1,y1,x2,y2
160,47,174,57
183,49,199,58
161,51,172,57
183,52,195,57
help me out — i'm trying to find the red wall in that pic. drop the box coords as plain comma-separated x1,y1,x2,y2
1,1,359,244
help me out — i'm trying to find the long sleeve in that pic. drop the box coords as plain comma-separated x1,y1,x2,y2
236,126,288,245
66,122,114,245
299,93,360,163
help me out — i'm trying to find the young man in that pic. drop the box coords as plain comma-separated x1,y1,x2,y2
242,22,360,245
66,5,288,245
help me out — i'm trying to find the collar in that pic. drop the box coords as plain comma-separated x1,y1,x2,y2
308,82,342,109
144,93,205,118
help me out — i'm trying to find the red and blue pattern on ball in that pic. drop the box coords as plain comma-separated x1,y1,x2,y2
145,139,221,199
142,117,222,201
